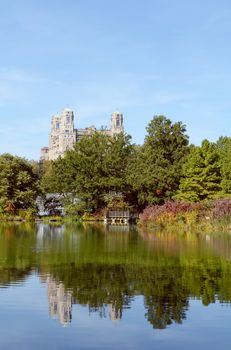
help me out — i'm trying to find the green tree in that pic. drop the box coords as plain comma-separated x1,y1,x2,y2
0,154,40,213
216,137,231,194
40,158,74,194
175,140,221,202
41,132,134,211
127,116,189,205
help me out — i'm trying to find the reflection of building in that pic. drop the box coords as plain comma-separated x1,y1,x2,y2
36,224,65,245
41,108,124,161
46,276,123,325
109,304,122,321
47,276,73,326
105,224,130,233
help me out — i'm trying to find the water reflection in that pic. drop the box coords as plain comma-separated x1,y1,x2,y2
47,276,72,326
0,223,231,329
46,274,123,326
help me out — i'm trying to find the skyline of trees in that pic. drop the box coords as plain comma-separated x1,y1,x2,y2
1,115,231,214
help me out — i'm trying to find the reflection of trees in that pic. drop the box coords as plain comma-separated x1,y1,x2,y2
50,264,132,321
0,223,36,287
1,223,231,329
143,267,188,329
48,262,231,329
0,268,31,287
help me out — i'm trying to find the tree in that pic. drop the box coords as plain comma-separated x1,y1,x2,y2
0,153,40,213
41,132,134,211
127,116,189,205
175,140,221,202
216,137,231,194
40,158,74,195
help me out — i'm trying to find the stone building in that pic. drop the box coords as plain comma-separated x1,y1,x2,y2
40,108,124,161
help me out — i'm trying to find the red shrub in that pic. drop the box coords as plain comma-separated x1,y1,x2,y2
139,201,199,225
211,199,231,219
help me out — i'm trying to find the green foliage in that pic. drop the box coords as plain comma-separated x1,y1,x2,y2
127,115,189,205
41,132,134,210
175,140,221,202
40,158,74,194
18,208,37,221
216,136,231,194
64,201,86,217
0,153,40,214
37,117,231,213
104,192,131,210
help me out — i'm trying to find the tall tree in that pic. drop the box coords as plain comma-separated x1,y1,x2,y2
0,153,40,213
40,158,74,195
216,137,231,194
175,140,221,202
127,116,189,205
68,132,134,210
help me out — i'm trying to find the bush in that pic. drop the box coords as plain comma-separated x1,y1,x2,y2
139,201,201,227
18,208,37,221
64,202,85,217
211,199,231,220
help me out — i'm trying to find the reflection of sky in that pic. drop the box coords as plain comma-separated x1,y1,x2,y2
0,275,231,349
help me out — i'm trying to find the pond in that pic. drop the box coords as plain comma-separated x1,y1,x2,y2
0,223,231,349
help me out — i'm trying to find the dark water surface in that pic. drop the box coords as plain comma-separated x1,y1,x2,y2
0,223,231,349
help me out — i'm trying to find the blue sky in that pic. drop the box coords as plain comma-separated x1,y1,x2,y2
0,0,231,159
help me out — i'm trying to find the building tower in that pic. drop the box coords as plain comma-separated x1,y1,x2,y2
58,108,76,154
48,114,61,160
40,147,49,161
48,109,76,160
110,111,124,135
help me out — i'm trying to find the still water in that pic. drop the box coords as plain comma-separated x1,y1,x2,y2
0,223,231,349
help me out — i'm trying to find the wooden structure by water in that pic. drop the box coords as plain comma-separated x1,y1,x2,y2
104,210,138,225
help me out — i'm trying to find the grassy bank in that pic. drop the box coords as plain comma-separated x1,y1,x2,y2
0,207,105,223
